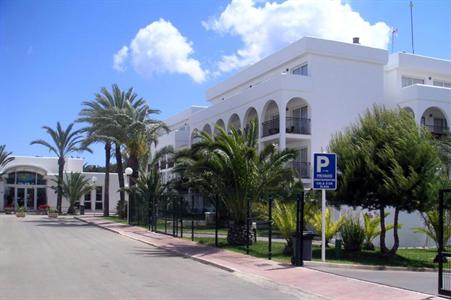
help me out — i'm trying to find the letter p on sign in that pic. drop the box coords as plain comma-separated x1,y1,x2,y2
316,156,329,173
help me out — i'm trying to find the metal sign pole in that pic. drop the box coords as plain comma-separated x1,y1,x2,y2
321,189,326,262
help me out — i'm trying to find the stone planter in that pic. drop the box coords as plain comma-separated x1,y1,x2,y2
48,212,58,218
16,212,26,218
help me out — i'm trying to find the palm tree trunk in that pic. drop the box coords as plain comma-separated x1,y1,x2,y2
127,154,139,224
379,207,388,254
57,156,65,214
388,207,400,256
103,142,111,217
115,142,125,206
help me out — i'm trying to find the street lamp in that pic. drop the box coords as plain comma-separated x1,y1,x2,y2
125,167,133,224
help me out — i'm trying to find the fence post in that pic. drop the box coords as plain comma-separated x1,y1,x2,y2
215,194,219,247
164,196,168,234
148,194,152,231
180,195,184,238
292,193,304,266
172,195,176,237
246,195,250,255
268,194,273,260
191,193,195,241
439,189,444,294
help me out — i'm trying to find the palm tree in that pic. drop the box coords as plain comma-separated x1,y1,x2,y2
173,121,296,245
79,84,166,217
309,208,346,247
363,212,399,250
413,209,451,249
54,172,92,214
31,122,90,213
0,145,14,172
125,147,172,224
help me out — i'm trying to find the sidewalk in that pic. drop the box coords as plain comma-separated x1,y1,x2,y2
77,216,442,300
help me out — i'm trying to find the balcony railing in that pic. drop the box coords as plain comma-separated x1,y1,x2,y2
286,117,311,134
290,161,311,179
262,117,280,137
262,116,311,137
423,125,449,136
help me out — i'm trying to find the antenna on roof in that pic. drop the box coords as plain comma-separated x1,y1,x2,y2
409,0,415,54
391,28,398,53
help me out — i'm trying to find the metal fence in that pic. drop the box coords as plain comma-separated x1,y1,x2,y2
128,191,307,266
438,189,451,296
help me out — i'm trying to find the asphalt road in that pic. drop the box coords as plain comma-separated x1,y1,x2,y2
0,215,319,300
308,265,438,296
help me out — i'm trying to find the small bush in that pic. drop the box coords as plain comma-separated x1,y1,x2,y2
340,217,365,252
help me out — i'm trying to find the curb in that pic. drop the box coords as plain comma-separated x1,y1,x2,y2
75,217,235,273
304,260,437,272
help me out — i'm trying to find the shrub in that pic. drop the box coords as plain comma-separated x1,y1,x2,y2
16,206,27,213
341,217,365,252
309,208,346,247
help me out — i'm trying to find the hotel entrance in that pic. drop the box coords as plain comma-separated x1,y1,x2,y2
4,170,47,210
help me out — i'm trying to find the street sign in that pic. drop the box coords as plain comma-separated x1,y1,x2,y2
313,153,337,190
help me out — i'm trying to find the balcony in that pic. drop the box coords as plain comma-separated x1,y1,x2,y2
290,161,311,179
286,117,311,135
262,116,311,137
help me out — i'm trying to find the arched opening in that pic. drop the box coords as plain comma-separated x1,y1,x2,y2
286,97,311,134
261,100,280,137
244,107,259,135
403,106,415,118
202,124,212,136
421,107,448,136
227,114,241,132
214,119,225,136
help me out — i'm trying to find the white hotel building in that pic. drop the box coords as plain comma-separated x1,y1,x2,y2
0,156,120,214
153,37,451,247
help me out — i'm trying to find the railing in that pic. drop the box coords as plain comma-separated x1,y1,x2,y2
423,125,449,136
286,117,311,135
262,117,280,137
290,161,311,179
262,116,311,137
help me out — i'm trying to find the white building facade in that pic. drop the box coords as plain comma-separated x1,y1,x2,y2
0,156,121,214
153,37,451,247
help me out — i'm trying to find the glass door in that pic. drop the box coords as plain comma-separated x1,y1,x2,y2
26,188,35,210
16,188,25,208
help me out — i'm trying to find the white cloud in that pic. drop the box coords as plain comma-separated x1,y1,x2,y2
113,46,129,72
113,19,206,83
203,0,391,73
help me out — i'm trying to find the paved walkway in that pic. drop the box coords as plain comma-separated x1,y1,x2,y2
78,216,443,300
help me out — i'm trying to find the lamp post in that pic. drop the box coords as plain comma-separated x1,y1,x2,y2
125,167,133,225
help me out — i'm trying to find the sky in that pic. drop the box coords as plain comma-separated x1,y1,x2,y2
1,0,450,165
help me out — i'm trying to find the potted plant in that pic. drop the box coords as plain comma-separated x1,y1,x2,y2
48,207,58,218
16,206,26,218
38,204,50,215
4,204,14,214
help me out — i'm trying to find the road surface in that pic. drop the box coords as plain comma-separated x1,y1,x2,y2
0,215,319,300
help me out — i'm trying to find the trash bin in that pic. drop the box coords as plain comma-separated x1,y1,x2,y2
292,232,316,265
335,238,342,259
80,205,85,215
205,211,215,225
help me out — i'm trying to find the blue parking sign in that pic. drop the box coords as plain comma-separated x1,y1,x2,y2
313,153,337,190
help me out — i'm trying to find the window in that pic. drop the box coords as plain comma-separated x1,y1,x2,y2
36,174,47,185
402,76,424,87
84,192,91,210
6,173,15,184
433,80,451,88
95,186,103,210
292,64,308,76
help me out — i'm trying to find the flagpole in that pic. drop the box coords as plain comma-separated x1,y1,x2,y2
410,0,415,54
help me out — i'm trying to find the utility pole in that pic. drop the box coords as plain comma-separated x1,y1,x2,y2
410,0,415,54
